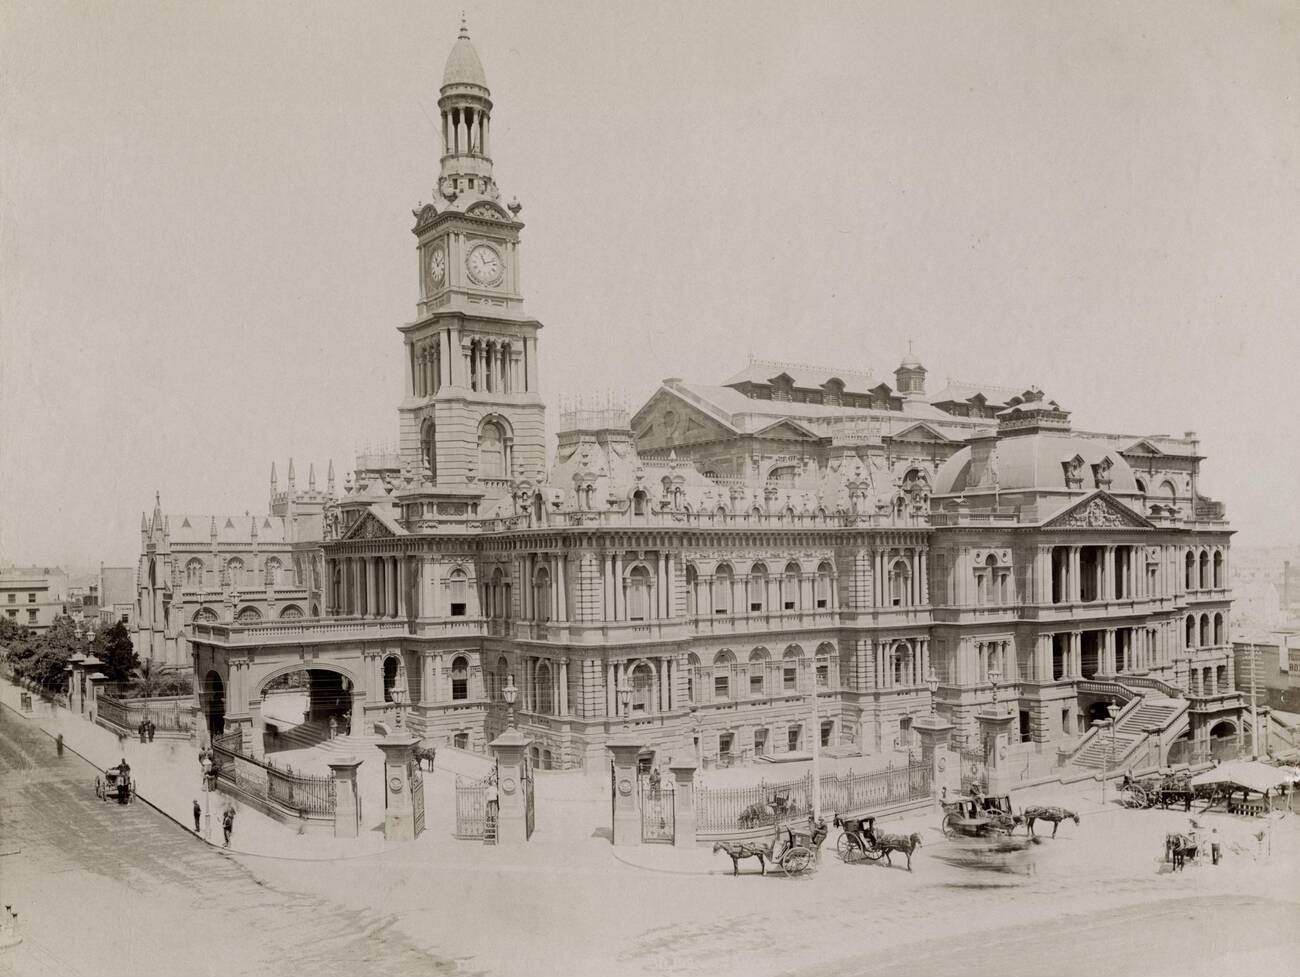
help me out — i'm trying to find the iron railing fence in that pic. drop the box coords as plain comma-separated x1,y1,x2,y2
96,693,195,733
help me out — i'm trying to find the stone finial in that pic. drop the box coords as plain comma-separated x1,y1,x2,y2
309,463,316,491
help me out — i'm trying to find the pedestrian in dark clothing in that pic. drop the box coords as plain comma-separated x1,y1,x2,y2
1184,793,1192,813
138,721,146,743
193,799,202,832
222,807,235,847
147,720,156,743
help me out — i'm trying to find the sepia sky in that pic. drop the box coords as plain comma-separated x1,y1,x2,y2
2,0,1297,568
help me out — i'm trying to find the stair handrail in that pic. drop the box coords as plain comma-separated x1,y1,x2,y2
1120,674,1182,698
1066,691,1146,762
1076,679,1138,702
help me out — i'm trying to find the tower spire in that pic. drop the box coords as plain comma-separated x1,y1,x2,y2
459,10,469,39
271,461,278,493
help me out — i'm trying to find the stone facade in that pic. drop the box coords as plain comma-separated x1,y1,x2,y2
190,23,1244,774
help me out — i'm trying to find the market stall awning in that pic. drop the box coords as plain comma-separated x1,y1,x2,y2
1190,760,1300,794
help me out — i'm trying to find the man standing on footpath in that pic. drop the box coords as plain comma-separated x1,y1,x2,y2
222,807,235,848
192,799,202,832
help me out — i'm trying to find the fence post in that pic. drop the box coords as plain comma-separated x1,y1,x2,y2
327,758,364,839
914,714,954,811
668,761,698,849
375,734,420,842
86,673,110,726
489,726,533,845
977,709,1016,796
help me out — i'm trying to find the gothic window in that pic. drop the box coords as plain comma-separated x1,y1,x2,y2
193,607,218,624
451,656,469,701
227,558,245,587
186,559,204,586
235,606,261,624
278,605,303,619
265,557,282,586
478,421,506,478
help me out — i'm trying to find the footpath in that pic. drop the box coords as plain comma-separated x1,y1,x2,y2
0,677,392,860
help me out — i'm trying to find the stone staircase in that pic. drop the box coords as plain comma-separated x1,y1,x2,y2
1070,694,1187,770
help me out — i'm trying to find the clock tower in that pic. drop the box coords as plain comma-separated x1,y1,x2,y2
397,19,546,511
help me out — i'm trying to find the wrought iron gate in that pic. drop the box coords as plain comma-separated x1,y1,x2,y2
455,770,491,839
410,761,426,838
640,783,674,843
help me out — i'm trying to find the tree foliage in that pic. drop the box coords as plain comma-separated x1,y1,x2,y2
0,615,88,692
91,621,139,684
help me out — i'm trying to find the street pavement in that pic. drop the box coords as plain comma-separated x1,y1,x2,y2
3,684,1299,976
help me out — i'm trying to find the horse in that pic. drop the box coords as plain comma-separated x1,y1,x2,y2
1022,806,1079,838
1165,832,1198,871
712,840,769,876
875,832,923,871
736,794,792,829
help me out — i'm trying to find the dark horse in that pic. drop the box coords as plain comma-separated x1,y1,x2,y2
875,832,923,871
1022,806,1080,838
712,841,769,875
1165,832,1199,870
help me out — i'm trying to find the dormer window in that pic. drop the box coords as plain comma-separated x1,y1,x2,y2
1091,456,1113,489
1061,455,1085,489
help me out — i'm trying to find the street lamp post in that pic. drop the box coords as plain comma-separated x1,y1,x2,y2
988,666,1002,716
1094,699,1119,805
503,673,518,730
1249,643,1260,760
197,748,213,839
926,668,939,717
390,664,408,730
808,654,822,821
618,680,632,733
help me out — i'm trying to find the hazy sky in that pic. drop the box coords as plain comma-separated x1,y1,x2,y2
2,0,1297,568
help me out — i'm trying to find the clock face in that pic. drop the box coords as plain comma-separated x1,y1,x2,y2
427,246,446,287
466,244,503,287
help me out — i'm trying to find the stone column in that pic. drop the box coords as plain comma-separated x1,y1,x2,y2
608,737,644,846
914,713,956,810
248,698,265,759
669,761,698,848
348,691,365,736
559,658,569,716
613,552,624,621
376,734,421,842
86,672,110,726
490,726,533,845
328,758,364,838
977,710,1016,796
366,558,378,618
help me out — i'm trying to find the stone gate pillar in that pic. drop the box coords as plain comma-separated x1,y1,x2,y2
668,761,698,849
376,734,420,842
328,758,364,839
247,698,266,759
489,726,532,845
914,713,955,810
977,709,1016,797
608,736,644,847
86,673,110,726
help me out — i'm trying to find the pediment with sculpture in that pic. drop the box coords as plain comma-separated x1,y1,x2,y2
1042,492,1152,530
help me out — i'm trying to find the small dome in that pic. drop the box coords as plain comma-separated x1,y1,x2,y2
899,352,922,370
443,24,488,88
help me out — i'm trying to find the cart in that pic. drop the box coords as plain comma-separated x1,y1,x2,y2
772,816,828,876
834,813,886,863
95,762,134,805
940,793,1019,838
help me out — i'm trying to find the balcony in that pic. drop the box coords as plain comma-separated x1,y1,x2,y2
689,608,838,636
191,616,410,646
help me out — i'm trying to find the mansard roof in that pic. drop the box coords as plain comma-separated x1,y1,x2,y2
723,358,877,393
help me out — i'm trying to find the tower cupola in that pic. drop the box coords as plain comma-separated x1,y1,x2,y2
438,17,495,199
893,342,927,399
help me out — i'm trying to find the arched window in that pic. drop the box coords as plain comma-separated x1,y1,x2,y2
1135,477,1148,496
626,565,651,621
890,559,911,607
278,604,303,620
451,655,469,700
496,656,509,701
686,652,700,704
685,564,698,616
1186,614,1196,649
748,648,769,696
235,606,261,624
892,642,912,687
193,607,218,624
1213,612,1224,645
532,565,551,622
1212,550,1224,589
816,641,835,688
227,558,245,586
478,421,506,478
448,568,468,617
632,490,648,517
535,660,552,714
383,656,399,701
713,650,735,700
783,645,802,691
1185,551,1195,590
815,561,833,609
421,418,437,481
630,661,654,714
782,562,801,611
748,562,768,613
1199,613,1210,647
1198,550,1210,590
713,564,734,614
265,557,282,586
185,558,204,586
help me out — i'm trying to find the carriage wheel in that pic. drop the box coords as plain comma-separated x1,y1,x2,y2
1121,789,1145,810
863,845,885,861
941,815,958,839
836,835,860,863
782,847,813,877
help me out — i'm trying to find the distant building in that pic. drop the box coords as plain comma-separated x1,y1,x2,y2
134,461,334,670
1232,633,1300,714
0,566,69,631
98,564,136,629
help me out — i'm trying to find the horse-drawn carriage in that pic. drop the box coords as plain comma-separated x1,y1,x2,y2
1120,772,1195,810
940,792,1021,838
736,792,796,829
833,813,923,870
95,760,134,805
713,816,828,877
